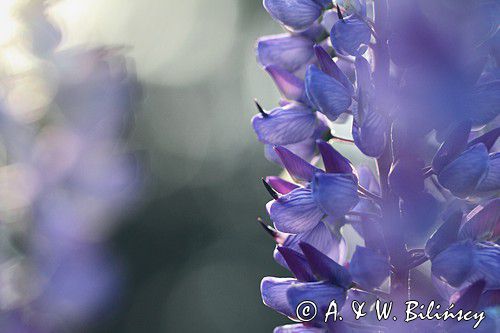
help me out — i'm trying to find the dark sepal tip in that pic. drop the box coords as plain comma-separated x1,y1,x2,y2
254,99,268,118
257,217,278,238
336,4,344,21
262,178,279,200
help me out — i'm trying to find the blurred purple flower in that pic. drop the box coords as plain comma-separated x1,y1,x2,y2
0,3,143,332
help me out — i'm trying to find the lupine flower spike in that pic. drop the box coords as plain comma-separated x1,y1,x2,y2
253,0,499,332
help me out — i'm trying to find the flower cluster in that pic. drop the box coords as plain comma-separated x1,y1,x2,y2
253,1,499,332
0,2,142,331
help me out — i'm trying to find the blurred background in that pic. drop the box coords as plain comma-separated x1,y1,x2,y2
0,1,361,332
42,0,293,332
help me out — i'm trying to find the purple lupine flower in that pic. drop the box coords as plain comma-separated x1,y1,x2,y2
253,103,319,146
428,200,500,290
265,144,358,234
261,243,350,328
305,64,352,121
0,2,142,332
253,101,330,164
253,0,500,331
254,16,344,164
267,217,347,270
431,121,499,196
263,0,332,31
330,11,371,56
257,34,317,75
304,45,354,122
388,1,500,130
349,245,390,290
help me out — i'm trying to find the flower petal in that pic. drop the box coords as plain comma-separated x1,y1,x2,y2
468,80,500,126
354,55,372,95
458,199,500,242
305,65,352,121
425,211,463,259
297,21,328,40
437,143,489,196
356,165,380,195
263,0,323,31
257,34,315,73
287,281,347,315
312,173,359,218
277,246,316,282
432,241,474,288
313,45,354,95
356,215,386,255
476,152,500,192
350,246,390,289
300,242,352,288
478,290,500,310
467,127,500,151
274,221,347,269
317,141,353,174
312,0,332,8
265,65,306,102
352,109,388,158
252,104,318,145
270,187,324,234
321,9,340,32
261,277,296,317
330,16,371,56
432,241,500,289
348,196,380,226
274,146,323,182
266,176,299,195
265,139,317,165
471,242,500,290
432,121,472,173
